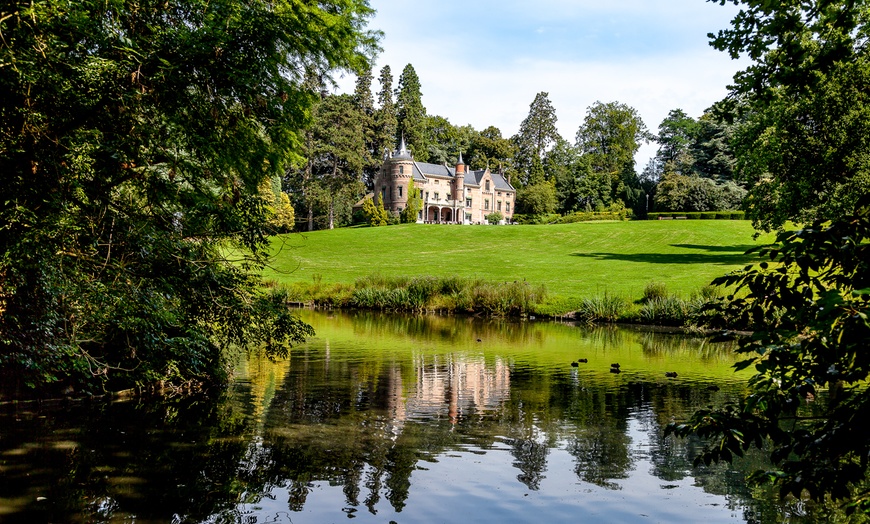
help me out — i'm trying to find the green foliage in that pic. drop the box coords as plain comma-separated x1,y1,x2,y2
643,282,669,303
575,101,652,212
400,179,422,223
575,294,630,323
715,1,870,231
340,275,546,317
648,211,745,220
485,212,504,225
0,0,376,394
395,64,427,161
654,173,746,212
512,92,561,187
361,194,389,226
516,181,557,216
668,197,870,514
468,125,517,173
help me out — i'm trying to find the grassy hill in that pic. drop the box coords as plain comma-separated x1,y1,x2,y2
263,220,772,315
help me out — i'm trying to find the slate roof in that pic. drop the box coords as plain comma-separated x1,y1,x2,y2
408,163,515,191
466,170,515,191
414,162,455,178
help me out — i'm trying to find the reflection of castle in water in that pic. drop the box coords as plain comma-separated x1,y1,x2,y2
385,355,512,428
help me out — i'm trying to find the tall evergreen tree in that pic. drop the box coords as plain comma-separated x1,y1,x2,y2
395,64,428,162
374,65,398,160
353,65,378,186
310,94,367,229
513,92,560,187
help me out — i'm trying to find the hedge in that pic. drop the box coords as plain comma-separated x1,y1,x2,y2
648,211,745,220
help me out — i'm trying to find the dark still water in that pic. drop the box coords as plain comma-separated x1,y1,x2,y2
0,311,822,523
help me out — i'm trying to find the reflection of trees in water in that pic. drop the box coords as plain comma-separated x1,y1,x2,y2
635,331,738,363
5,312,854,523
509,437,550,490
342,310,547,346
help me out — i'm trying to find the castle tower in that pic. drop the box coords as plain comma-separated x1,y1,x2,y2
452,152,466,224
377,135,414,213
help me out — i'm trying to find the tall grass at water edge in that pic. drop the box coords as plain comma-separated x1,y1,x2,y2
278,274,546,317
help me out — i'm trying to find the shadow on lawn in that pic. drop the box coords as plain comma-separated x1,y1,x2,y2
570,244,762,265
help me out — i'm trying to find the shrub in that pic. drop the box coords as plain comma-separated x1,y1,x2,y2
485,211,504,225
643,282,668,302
575,294,629,323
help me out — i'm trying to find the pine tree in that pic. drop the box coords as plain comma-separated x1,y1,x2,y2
375,65,398,159
513,92,561,187
353,65,378,187
395,64,428,162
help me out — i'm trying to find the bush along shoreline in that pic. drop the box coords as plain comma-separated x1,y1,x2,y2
270,275,721,329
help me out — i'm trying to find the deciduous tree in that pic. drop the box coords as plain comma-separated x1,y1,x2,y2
0,0,377,394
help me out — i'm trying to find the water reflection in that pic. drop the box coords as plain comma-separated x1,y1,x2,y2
0,311,845,523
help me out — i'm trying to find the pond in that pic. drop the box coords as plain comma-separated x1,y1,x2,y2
0,310,824,523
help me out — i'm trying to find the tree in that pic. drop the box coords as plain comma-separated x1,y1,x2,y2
374,65,398,161
259,176,295,232
516,182,557,216
310,94,367,229
0,0,377,394
395,64,427,161
424,115,475,164
713,1,870,231
468,125,517,173
575,101,652,211
544,138,603,214
362,194,389,226
513,92,561,187
667,1,870,514
668,197,870,514
655,109,698,173
691,101,738,183
400,179,422,223
353,65,379,187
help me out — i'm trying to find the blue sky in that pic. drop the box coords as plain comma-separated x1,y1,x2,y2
334,0,750,168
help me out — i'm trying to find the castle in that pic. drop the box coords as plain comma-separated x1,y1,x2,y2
370,138,516,224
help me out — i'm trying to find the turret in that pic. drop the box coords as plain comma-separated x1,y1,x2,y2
454,151,465,202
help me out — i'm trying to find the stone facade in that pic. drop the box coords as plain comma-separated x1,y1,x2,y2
371,138,516,224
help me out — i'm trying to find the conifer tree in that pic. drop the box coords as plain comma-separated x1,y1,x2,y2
513,92,560,187
375,65,398,159
395,64,428,162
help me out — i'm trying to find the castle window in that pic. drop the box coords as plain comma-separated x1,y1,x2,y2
425,191,429,200
446,193,451,200
498,192,502,197
485,199,490,210
398,186,403,198
465,212,472,221
399,165,404,174
497,200,502,211
381,186,386,201
435,192,439,200
485,180,490,191
506,202,511,213
466,198,472,208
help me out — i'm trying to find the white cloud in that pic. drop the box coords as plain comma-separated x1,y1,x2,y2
334,0,751,168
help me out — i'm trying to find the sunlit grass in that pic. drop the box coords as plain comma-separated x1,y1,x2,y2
263,221,772,315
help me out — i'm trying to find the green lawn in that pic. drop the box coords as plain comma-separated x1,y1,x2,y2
263,221,773,314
